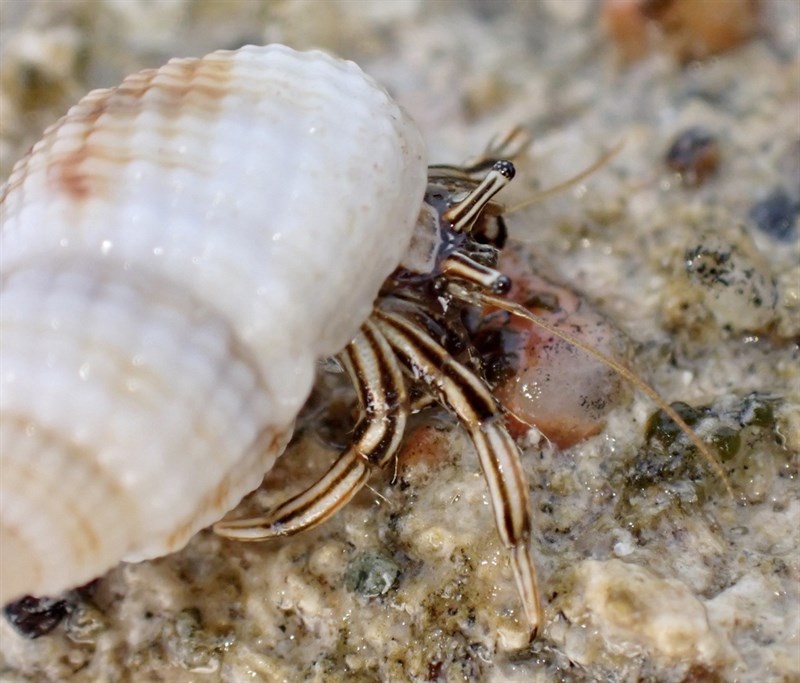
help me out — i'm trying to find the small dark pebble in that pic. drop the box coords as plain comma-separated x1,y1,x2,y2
4,595,70,639
345,549,400,598
427,660,443,681
3,580,99,640
710,426,741,462
748,188,799,241
646,393,777,463
645,401,703,449
665,126,720,187
736,392,776,429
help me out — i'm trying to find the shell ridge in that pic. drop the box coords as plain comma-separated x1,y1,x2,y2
3,259,291,588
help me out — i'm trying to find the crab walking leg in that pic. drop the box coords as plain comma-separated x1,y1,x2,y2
374,308,543,637
214,319,408,540
471,425,542,636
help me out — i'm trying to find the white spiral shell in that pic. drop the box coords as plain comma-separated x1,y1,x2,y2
0,44,427,603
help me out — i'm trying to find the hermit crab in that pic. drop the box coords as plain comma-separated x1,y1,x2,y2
0,44,724,638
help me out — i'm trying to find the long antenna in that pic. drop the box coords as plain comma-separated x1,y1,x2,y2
449,283,735,499
506,140,625,215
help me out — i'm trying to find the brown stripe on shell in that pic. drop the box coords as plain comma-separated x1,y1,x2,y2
2,250,293,574
0,521,43,596
1,413,136,565
1,53,237,206
1,252,275,435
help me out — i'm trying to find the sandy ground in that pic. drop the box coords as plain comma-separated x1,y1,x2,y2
1,1,798,681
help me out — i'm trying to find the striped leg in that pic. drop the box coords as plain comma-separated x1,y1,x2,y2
439,251,510,294
374,308,543,638
443,160,516,232
214,319,407,540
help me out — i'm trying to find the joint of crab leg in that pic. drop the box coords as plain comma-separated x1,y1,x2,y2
443,160,516,232
214,322,409,541
374,310,497,426
439,251,511,294
341,330,408,466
